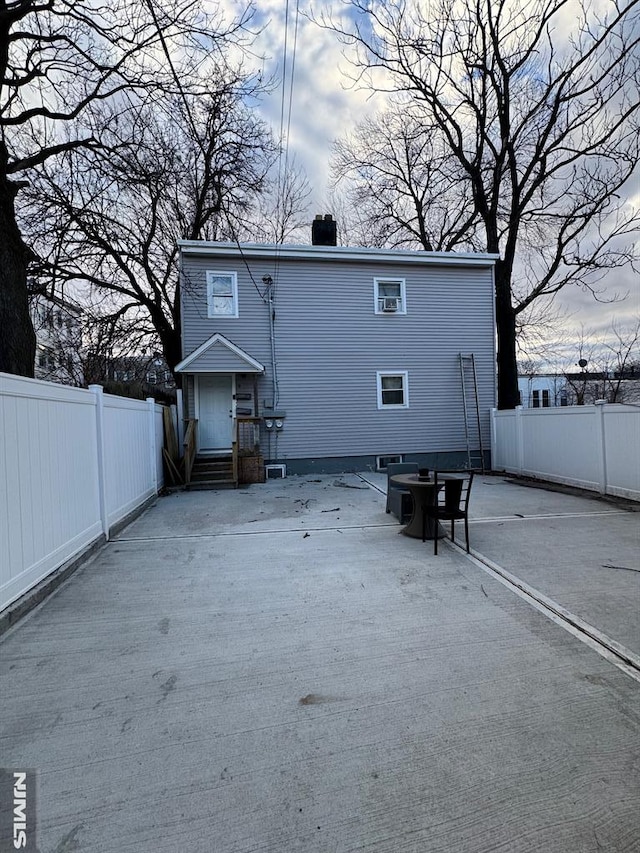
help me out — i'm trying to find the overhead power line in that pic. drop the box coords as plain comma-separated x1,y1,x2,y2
273,0,301,278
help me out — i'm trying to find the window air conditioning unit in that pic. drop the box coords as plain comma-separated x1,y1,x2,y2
382,297,399,312
265,464,287,479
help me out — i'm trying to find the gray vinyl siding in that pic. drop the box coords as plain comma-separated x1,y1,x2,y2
180,248,496,461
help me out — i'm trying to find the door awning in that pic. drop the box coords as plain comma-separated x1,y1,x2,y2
175,333,265,374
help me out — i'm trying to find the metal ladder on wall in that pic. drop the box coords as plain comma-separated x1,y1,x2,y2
459,353,485,472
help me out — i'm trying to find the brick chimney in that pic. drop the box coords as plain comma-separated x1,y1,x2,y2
311,214,337,246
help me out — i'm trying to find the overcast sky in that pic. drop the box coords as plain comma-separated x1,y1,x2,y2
240,0,639,344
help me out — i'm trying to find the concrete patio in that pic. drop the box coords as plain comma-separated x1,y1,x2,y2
1,473,639,852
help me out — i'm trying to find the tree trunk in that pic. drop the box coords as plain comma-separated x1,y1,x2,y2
0,165,35,377
162,325,183,390
494,260,520,410
149,294,182,390
167,278,182,389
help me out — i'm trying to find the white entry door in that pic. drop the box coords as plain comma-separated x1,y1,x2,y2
197,375,233,452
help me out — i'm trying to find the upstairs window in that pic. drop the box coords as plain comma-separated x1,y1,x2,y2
207,271,238,318
377,371,409,409
374,278,406,314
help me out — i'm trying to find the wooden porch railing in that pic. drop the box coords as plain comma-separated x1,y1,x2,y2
236,417,261,454
232,417,262,486
232,436,239,486
183,418,197,486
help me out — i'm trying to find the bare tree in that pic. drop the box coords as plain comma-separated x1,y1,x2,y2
0,0,253,377
239,159,312,245
559,318,640,403
320,0,640,408
598,317,640,402
81,308,150,389
320,187,388,248
332,104,481,251
27,287,85,385
515,296,575,365
19,75,280,382
81,306,177,401
560,326,603,404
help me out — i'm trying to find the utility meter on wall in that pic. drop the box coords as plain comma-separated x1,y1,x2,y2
263,411,285,430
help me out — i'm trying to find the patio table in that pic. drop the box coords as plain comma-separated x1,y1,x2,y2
390,473,455,540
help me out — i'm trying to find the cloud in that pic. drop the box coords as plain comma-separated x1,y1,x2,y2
555,264,640,336
235,0,639,338
239,0,379,202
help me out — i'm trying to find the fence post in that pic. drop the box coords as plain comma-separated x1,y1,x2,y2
147,397,158,495
515,405,524,474
595,400,607,495
490,408,498,470
89,384,109,540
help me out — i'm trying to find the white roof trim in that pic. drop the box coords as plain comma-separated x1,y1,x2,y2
178,240,499,267
175,333,265,374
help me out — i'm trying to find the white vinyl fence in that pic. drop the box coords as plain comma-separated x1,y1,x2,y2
491,403,640,501
0,373,165,613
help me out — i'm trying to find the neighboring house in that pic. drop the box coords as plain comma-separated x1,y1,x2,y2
107,354,174,390
29,292,84,385
91,353,176,402
518,374,569,408
176,227,498,475
519,372,640,407
563,370,640,405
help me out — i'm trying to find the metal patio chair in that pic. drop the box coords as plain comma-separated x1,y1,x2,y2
422,470,474,554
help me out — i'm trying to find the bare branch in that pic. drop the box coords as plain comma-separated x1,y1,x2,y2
319,0,640,407
18,75,286,379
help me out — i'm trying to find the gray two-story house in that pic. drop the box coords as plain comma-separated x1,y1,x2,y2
176,230,498,478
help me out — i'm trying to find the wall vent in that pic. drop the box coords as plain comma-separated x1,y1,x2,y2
265,464,287,479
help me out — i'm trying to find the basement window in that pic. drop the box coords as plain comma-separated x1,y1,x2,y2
265,464,286,479
376,454,404,471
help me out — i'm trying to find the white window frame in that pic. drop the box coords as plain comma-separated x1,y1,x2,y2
377,371,409,409
376,454,404,471
206,271,239,318
374,278,406,315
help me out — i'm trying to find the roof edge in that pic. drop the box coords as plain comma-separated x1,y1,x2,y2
175,333,265,374
177,241,499,267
